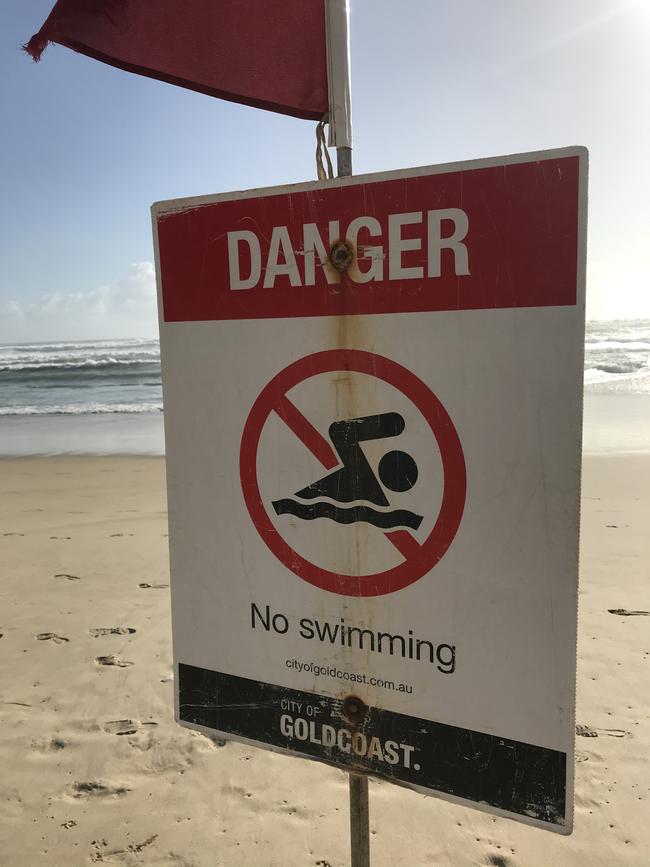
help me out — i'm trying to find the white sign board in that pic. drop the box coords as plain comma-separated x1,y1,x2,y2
152,147,587,832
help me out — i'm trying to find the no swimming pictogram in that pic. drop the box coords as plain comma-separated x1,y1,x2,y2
240,349,467,597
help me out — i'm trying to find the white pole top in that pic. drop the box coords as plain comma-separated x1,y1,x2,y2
326,0,353,150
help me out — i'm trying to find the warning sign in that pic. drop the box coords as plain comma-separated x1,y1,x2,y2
153,147,587,833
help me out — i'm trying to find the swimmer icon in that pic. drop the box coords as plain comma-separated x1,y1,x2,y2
272,412,423,531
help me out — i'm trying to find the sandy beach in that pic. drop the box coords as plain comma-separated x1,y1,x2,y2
0,453,648,866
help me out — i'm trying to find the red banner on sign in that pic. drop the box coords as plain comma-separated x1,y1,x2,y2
156,155,581,322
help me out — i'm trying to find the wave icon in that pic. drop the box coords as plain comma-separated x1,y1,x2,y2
272,498,423,531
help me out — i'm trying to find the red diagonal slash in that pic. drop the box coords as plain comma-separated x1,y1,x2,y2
273,394,339,470
273,393,422,560
384,529,422,559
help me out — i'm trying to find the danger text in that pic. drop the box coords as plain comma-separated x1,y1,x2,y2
227,209,470,290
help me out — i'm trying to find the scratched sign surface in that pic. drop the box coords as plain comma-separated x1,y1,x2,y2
152,147,587,832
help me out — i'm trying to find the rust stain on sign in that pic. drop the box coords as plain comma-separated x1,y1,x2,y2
323,234,381,630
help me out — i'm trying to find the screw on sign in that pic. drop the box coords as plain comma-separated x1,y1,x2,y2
240,349,466,596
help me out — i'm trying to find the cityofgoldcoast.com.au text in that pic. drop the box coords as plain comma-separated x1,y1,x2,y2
286,658,414,694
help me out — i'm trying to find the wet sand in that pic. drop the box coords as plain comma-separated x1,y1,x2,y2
0,455,648,866
1,391,649,459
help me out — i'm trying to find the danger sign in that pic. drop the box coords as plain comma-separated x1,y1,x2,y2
240,348,466,596
153,147,587,833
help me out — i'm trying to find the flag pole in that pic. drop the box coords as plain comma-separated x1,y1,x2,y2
326,3,367,864
326,0,353,177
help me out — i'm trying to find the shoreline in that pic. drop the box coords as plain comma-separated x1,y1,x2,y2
1,392,649,457
0,411,165,457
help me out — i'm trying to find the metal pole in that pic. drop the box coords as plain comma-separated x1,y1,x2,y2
327,2,362,862
326,0,352,165
340,107,363,859
337,146,353,178
349,772,370,867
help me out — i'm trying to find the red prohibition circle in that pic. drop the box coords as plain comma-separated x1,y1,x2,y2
240,349,466,597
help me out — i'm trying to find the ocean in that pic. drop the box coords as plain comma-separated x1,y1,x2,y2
0,337,162,416
1,321,649,455
583,319,650,391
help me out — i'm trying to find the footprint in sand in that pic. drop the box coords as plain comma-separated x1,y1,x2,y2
36,632,69,644
102,719,158,736
608,608,649,617
54,573,81,581
576,724,631,738
486,856,512,867
95,655,134,668
90,835,158,860
32,736,67,753
138,582,169,589
70,781,130,798
89,627,136,637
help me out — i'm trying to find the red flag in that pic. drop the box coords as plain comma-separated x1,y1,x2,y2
25,0,329,122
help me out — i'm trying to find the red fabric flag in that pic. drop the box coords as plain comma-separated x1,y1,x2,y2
25,0,329,121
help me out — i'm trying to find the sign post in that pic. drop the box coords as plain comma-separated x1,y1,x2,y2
326,1,369,855
350,771,370,867
327,1,367,857
153,147,587,854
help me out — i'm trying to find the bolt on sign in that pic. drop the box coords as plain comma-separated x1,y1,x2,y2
152,147,587,833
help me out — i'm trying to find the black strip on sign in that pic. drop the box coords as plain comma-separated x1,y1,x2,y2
178,663,566,826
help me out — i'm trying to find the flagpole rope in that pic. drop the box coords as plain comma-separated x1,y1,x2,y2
316,115,335,181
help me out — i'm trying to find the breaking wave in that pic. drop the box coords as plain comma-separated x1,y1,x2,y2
0,403,162,416
589,360,646,375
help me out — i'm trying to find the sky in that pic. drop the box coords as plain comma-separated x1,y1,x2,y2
1,0,649,342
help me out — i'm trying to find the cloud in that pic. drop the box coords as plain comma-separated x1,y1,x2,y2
3,263,158,341
113,262,157,312
25,286,111,318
